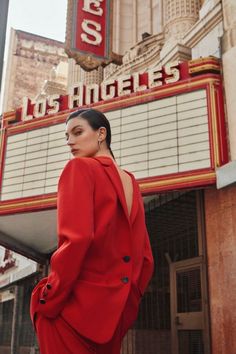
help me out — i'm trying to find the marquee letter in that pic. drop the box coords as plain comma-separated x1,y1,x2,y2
133,72,147,92
68,82,84,109
85,84,99,104
47,94,60,115
148,66,163,88
21,97,33,121
33,99,47,118
117,75,132,96
81,19,102,46
83,0,103,16
164,61,180,84
101,79,116,100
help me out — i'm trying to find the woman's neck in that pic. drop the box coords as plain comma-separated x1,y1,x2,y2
94,150,114,160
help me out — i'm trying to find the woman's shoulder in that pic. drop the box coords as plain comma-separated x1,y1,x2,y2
64,157,100,169
60,157,101,180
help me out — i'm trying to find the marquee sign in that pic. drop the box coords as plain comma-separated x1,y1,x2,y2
8,61,181,122
0,57,228,260
65,0,122,71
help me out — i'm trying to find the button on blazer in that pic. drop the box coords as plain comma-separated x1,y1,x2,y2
30,156,154,343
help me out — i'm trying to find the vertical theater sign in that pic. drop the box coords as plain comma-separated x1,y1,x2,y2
65,0,122,70
0,57,228,260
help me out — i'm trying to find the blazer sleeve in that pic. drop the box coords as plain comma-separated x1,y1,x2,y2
137,230,154,296
30,158,94,320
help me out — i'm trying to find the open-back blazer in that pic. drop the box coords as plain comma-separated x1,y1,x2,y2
30,156,154,343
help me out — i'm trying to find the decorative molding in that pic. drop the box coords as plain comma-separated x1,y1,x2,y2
103,33,164,80
184,1,222,48
160,43,192,66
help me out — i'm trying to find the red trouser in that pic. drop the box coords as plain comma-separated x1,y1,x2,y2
35,287,140,354
36,313,123,354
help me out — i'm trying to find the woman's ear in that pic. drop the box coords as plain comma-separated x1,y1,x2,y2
98,127,107,142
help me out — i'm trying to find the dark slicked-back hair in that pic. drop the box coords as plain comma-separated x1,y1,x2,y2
66,108,115,158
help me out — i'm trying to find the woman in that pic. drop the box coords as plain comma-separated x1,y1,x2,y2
30,108,154,354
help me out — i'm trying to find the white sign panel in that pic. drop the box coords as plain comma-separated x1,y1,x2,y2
1,89,210,201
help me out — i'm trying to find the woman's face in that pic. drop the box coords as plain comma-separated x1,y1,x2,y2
65,117,101,157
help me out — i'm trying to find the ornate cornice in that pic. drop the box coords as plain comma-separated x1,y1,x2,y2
103,33,164,80
16,30,64,47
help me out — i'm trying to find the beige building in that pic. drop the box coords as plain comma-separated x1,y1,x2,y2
0,1,236,354
2,29,68,112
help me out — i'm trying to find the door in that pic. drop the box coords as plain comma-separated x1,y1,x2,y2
169,255,210,354
121,190,211,354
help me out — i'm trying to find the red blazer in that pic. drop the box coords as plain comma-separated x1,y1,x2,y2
30,156,154,343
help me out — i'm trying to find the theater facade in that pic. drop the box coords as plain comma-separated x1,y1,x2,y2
0,55,234,354
1,0,236,353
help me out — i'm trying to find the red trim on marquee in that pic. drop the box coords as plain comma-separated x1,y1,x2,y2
214,82,228,166
0,129,7,195
188,57,221,74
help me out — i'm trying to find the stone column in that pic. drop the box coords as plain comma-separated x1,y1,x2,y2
205,186,236,354
164,0,201,41
11,285,24,354
221,0,236,160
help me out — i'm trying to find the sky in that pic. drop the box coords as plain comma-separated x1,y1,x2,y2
0,0,68,112
7,0,68,42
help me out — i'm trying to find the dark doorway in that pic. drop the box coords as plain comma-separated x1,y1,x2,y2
122,190,210,354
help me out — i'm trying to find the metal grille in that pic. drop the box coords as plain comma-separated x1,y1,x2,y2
121,190,199,354
19,279,37,347
178,330,204,354
177,269,202,313
0,299,13,346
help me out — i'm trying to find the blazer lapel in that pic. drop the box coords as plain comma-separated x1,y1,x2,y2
92,156,139,225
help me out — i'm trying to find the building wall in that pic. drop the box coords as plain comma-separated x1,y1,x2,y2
2,29,68,112
221,0,236,160
112,0,163,54
1,1,236,353
191,22,223,58
205,186,236,354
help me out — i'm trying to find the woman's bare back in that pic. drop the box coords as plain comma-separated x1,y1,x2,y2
115,165,133,217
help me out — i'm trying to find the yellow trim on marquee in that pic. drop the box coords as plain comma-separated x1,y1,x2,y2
209,83,220,167
189,64,220,74
139,172,216,191
0,170,216,211
0,197,57,210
